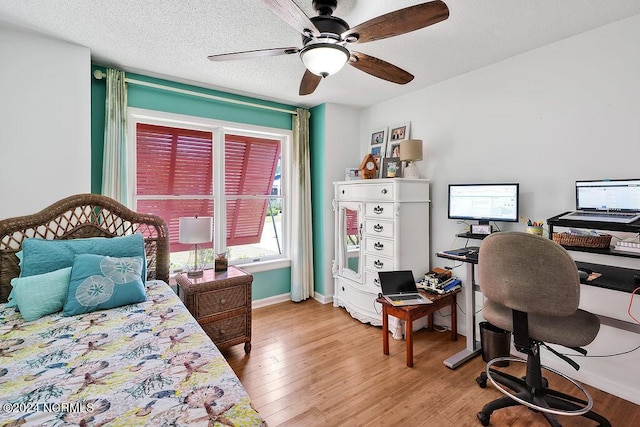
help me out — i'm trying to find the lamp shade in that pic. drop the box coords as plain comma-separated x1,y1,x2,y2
179,217,213,244
400,139,423,162
300,43,349,77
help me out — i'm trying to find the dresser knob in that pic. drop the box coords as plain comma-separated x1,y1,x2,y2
373,224,383,232
342,286,345,291
374,260,384,269
373,205,383,214
342,190,345,194
374,242,384,250
381,189,388,194
374,278,381,286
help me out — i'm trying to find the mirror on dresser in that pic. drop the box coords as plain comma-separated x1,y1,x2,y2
337,201,362,281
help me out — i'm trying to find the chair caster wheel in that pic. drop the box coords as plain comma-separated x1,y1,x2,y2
477,411,490,426
476,372,487,388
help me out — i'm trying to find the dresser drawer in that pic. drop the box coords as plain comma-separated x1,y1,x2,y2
200,315,247,344
365,237,394,258
336,183,394,201
365,202,394,219
365,270,382,289
364,219,394,239
364,253,394,272
194,285,246,317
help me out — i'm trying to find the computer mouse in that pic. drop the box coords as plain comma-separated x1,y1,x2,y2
578,270,589,281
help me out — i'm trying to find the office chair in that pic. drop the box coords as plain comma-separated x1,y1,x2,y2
475,232,610,427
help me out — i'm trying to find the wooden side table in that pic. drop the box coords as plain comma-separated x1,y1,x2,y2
176,266,253,354
377,289,460,367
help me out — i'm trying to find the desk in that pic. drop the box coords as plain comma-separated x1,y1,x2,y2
377,289,459,367
436,251,483,369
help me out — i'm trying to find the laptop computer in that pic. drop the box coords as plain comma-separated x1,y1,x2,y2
558,179,640,224
378,270,432,306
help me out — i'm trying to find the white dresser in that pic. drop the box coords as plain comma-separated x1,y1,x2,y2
332,179,431,333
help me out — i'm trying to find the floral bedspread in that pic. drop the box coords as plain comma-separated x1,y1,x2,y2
0,280,264,426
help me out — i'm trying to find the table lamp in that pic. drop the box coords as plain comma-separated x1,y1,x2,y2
179,216,213,277
400,139,423,179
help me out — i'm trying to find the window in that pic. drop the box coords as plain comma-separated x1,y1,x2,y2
129,109,289,271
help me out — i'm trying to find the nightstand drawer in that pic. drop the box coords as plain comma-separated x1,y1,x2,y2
195,286,246,317
201,315,247,343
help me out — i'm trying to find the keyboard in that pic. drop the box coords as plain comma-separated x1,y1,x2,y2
388,294,420,301
559,211,640,224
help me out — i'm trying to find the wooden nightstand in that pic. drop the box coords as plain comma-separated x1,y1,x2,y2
176,266,253,354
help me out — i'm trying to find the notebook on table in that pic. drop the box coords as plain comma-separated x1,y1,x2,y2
558,179,640,224
378,270,432,306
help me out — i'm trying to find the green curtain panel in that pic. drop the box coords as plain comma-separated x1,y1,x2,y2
102,69,129,205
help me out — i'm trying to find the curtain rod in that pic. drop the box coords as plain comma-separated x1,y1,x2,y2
93,69,297,116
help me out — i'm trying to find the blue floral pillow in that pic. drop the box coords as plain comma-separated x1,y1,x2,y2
63,254,146,316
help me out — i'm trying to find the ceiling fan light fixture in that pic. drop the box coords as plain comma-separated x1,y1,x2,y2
300,43,349,78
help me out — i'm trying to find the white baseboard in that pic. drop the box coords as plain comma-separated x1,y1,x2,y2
252,292,333,308
314,292,333,304
252,293,290,309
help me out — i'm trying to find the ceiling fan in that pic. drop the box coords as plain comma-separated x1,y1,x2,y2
208,0,449,95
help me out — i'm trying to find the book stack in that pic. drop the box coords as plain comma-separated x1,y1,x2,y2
418,276,462,295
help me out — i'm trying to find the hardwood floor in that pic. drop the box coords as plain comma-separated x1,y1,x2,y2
223,299,639,426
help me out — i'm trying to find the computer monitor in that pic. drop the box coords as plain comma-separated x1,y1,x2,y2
448,183,519,225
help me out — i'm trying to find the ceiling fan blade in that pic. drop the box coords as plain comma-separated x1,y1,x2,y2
343,0,449,44
299,70,322,95
348,51,414,85
208,47,299,61
262,0,320,37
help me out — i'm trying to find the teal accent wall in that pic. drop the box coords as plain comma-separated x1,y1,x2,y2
251,268,291,300
309,104,326,295
90,66,298,301
90,66,107,194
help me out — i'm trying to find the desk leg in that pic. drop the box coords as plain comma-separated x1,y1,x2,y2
406,318,413,368
444,262,481,369
382,306,389,356
451,293,458,341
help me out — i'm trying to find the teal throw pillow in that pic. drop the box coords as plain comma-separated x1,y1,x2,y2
20,234,147,282
63,254,146,316
10,267,72,321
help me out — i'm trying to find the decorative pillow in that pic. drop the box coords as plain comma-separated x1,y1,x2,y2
20,234,147,281
63,254,146,316
10,267,72,321
6,251,25,307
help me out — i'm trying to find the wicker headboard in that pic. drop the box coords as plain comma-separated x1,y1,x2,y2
0,193,169,302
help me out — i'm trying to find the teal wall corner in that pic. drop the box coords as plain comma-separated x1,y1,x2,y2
309,104,326,296
91,65,107,194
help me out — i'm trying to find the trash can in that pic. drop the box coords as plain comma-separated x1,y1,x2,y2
479,321,511,367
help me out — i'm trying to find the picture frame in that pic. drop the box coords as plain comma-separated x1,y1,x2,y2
380,157,403,178
369,127,388,168
345,167,360,181
387,122,411,156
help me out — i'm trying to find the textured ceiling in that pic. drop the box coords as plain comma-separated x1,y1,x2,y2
1,0,640,108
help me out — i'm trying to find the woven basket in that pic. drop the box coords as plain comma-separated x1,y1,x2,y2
552,232,612,248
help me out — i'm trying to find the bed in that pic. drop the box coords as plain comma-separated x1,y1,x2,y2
0,194,264,426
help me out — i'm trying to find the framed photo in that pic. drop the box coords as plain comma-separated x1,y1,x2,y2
380,157,403,178
387,122,411,156
369,127,388,168
345,167,360,181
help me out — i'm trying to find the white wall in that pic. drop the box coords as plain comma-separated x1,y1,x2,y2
320,103,361,301
359,15,640,404
0,25,91,218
